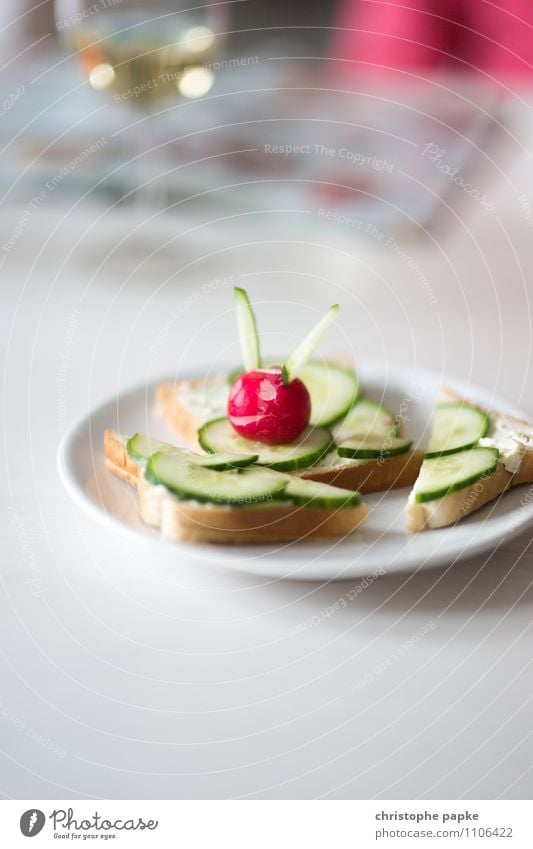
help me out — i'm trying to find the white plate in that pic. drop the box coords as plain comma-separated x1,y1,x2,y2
58,366,533,581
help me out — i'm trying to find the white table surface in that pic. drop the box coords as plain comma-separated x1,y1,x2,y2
2,104,533,800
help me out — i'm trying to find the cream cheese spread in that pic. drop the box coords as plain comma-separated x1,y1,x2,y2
174,377,228,421
479,416,532,474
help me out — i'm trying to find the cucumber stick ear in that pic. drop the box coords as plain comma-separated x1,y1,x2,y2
234,287,261,371
282,304,340,384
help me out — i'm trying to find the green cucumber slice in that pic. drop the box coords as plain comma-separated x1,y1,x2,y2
282,305,340,384
414,447,499,503
126,434,175,465
283,477,361,508
145,452,286,505
126,433,258,470
335,398,399,442
198,417,334,471
187,452,259,470
234,287,261,371
338,434,412,460
425,403,490,457
299,361,360,427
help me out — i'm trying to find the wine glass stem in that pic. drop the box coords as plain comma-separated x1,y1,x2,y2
121,121,165,212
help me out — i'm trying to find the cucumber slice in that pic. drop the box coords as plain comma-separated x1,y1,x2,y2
335,398,399,442
284,477,361,508
282,305,340,384
126,434,175,465
187,452,259,470
414,447,499,503
338,434,412,460
126,433,258,470
425,403,490,457
198,417,334,471
145,452,286,505
299,361,361,427
234,287,260,371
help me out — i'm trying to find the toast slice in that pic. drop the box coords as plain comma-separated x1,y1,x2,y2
298,449,425,492
405,389,533,532
104,429,368,544
156,376,424,493
156,375,230,449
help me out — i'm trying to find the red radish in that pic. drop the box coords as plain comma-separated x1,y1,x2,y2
228,368,311,445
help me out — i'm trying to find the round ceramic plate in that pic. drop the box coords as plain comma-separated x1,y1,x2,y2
58,366,533,580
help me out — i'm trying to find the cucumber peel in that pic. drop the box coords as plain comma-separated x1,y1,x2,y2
283,477,361,508
234,287,261,372
282,304,340,384
186,452,259,470
338,434,412,460
126,433,175,465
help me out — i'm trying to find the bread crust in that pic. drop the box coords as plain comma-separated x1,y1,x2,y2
104,429,368,544
104,429,139,487
301,450,424,493
156,382,204,448
151,481,368,544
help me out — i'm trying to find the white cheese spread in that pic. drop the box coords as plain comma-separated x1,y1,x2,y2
174,377,228,421
479,417,532,474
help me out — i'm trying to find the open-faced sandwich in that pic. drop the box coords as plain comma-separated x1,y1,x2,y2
104,291,377,544
104,287,533,544
405,387,533,532
156,288,425,495
103,429,368,545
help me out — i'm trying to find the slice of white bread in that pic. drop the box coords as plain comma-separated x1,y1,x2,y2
298,450,425,492
155,377,424,493
156,376,229,449
405,388,533,532
104,429,368,544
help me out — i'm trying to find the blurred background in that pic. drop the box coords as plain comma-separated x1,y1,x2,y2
2,0,529,244
2,0,533,385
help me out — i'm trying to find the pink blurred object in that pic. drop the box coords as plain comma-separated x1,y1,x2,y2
334,0,533,80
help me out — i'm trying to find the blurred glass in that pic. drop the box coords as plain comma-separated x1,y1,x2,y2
56,0,228,110
54,0,229,209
